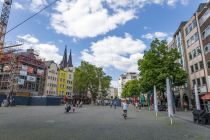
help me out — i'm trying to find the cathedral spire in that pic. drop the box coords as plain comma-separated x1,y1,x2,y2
68,49,73,67
60,45,68,68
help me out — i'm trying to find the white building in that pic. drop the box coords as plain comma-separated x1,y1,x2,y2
118,72,139,98
107,87,118,98
65,67,75,97
44,61,58,96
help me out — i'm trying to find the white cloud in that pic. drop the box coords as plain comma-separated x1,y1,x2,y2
51,0,136,39
180,0,189,5
50,0,189,39
167,0,178,6
17,34,62,63
13,2,24,10
81,33,146,72
142,32,172,42
30,0,48,12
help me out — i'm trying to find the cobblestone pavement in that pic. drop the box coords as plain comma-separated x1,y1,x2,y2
0,105,210,140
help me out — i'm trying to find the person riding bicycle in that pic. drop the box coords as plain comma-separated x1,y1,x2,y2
122,99,128,116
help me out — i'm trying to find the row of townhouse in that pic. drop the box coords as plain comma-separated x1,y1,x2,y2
0,47,74,97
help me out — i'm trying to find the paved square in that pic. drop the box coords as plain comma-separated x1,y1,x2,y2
0,105,210,140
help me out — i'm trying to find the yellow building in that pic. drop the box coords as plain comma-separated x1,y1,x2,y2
57,69,67,96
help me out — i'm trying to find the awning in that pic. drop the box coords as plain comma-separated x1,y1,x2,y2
201,94,210,100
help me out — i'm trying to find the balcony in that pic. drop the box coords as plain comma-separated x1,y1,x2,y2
199,9,210,26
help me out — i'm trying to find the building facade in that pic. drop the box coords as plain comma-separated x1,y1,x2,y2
118,72,139,98
0,49,45,96
184,3,210,95
58,46,74,97
107,87,118,98
57,69,67,96
169,22,192,108
169,2,210,105
44,61,58,96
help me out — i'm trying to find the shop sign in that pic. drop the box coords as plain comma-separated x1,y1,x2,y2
27,66,33,74
27,76,36,82
3,65,11,72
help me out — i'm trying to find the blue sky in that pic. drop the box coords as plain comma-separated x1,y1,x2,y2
1,0,207,87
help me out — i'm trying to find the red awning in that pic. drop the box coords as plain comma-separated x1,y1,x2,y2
201,94,210,100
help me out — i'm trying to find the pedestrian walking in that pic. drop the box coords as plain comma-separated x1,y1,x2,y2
109,100,112,108
76,100,79,107
114,100,117,109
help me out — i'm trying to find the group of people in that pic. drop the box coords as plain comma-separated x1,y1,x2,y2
109,99,117,109
1,96,14,107
63,95,83,112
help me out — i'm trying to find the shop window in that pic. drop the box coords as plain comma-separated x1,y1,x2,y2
202,77,206,85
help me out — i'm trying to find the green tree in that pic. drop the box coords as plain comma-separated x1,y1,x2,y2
121,80,140,98
138,38,187,93
73,61,112,99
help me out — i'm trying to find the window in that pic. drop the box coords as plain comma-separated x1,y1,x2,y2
194,63,199,71
208,61,210,69
189,52,192,60
192,79,196,85
185,20,197,35
202,77,206,85
199,61,204,69
199,9,210,25
197,78,201,86
191,65,194,73
187,32,199,47
202,25,210,39
196,47,201,54
192,49,196,58
204,43,210,53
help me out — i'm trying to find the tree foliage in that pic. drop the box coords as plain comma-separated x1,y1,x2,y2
73,61,112,99
121,80,140,98
138,39,187,93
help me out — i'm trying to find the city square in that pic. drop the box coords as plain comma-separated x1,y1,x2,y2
0,105,210,140
0,1,210,140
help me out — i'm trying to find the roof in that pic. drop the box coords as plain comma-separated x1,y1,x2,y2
197,3,207,12
174,21,187,36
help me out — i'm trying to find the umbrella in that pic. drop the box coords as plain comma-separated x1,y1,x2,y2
201,94,210,100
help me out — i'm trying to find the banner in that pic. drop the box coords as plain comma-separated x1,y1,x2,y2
27,66,33,74
3,65,11,72
20,70,27,76
22,65,28,71
27,76,36,82
18,78,25,85
37,69,44,76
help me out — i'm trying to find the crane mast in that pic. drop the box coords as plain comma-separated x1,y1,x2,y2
0,0,12,54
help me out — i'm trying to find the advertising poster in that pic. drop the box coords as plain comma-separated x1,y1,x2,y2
37,69,44,76
27,66,33,74
27,76,36,82
22,65,28,71
20,70,27,76
3,65,11,72
18,78,25,85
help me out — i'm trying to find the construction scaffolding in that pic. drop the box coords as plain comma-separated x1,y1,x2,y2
0,48,46,96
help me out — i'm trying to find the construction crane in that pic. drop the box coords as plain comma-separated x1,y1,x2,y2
0,0,12,57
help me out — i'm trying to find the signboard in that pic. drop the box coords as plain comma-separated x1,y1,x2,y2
18,78,25,85
199,86,207,93
37,69,44,76
22,65,28,71
27,76,36,82
27,66,33,74
20,70,27,76
3,65,11,72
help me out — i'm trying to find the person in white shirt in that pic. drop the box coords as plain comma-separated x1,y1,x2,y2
122,100,128,114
